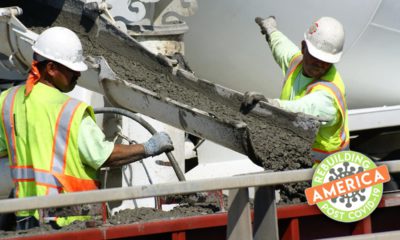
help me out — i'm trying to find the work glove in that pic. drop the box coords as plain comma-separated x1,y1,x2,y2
255,16,277,41
143,132,174,157
240,91,280,114
156,53,178,68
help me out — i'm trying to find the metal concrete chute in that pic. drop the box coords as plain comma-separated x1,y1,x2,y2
0,6,36,77
94,56,250,155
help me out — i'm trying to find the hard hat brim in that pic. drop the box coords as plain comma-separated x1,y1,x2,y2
62,61,88,72
305,38,342,64
32,48,88,72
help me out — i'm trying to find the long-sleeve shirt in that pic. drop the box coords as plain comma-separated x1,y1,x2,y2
268,31,338,125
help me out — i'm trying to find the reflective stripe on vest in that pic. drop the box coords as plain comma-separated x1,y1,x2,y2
3,87,83,193
2,86,21,166
282,54,303,89
312,142,350,162
306,81,349,161
51,98,82,174
10,167,62,188
306,81,347,143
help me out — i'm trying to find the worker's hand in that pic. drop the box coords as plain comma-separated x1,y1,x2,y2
240,91,267,114
156,53,178,68
143,132,174,157
255,16,277,41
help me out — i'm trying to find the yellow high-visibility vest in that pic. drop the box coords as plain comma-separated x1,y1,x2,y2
0,83,99,226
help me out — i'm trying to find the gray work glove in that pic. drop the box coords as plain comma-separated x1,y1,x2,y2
156,53,178,68
240,91,281,114
240,91,265,114
143,132,174,157
255,16,277,41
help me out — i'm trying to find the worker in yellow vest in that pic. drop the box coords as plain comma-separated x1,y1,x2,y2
0,27,174,230
240,16,349,166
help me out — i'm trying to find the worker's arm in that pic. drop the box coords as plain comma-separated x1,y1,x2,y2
102,144,146,167
255,16,299,75
78,115,114,170
274,91,338,125
103,132,174,168
78,115,173,169
268,31,300,75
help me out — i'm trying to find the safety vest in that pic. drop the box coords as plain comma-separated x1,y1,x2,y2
0,83,99,226
280,54,349,162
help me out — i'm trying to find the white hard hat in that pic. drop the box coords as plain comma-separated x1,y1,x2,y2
32,27,87,72
304,17,345,63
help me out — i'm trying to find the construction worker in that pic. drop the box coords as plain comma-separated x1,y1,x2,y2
240,16,349,165
0,27,174,230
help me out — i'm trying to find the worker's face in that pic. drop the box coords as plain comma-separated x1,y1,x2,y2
301,41,332,79
46,62,81,92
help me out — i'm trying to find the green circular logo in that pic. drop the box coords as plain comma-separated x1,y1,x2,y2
311,151,383,223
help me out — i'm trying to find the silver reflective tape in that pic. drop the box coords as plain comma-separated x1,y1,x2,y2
52,98,81,173
12,167,34,179
283,55,303,87
35,171,62,187
12,168,61,187
2,86,21,165
311,151,330,162
47,187,59,195
312,144,350,162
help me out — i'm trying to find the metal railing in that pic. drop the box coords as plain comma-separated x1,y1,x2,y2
0,160,399,239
